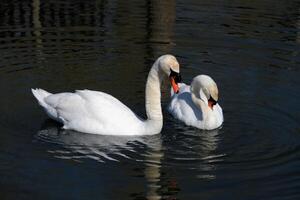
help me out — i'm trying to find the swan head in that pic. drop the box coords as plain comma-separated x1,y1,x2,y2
190,75,219,110
156,54,181,93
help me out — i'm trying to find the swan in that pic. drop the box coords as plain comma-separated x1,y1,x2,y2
168,75,223,130
32,55,181,135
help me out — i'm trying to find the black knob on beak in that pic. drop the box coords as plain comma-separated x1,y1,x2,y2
169,69,182,84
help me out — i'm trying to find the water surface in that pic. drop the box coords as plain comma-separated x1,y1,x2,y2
1,0,300,199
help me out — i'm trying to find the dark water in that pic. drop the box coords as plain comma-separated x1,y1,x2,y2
1,0,300,199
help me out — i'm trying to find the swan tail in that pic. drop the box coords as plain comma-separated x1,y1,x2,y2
31,88,52,108
32,88,61,121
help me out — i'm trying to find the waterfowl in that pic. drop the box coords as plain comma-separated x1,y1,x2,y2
32,55,181,135
168,75,223,130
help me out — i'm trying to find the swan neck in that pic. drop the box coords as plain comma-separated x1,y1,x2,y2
191,93,209,117
145,63,164,122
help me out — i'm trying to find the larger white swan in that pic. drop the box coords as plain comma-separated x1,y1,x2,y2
32,55,181,135
168,75,223,130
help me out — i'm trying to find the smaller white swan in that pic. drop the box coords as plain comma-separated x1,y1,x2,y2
168,75,223,130
32,55,181,135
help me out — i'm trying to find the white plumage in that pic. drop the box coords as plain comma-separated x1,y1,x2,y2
32,55,181,135
168,75,223,130
32,89,145,134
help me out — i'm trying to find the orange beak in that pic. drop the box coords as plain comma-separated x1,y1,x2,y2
208,100,214,110
170,77,179,94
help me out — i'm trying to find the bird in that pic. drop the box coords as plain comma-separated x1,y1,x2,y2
168,75,223,130
32,55,181,135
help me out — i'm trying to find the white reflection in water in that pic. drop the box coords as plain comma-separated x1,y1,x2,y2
194,129,222,180
175,125,224,181
144,139,163,200
36,121,165,199
36,119,223,199
36,121,160,161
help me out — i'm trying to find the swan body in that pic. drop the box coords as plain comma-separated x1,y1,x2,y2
32,55,181,135
168,75,223,130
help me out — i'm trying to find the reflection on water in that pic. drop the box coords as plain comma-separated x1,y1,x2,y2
0,0,177,73
1,0,300,199
190,130,222,180
35,120,223,199
32,0,42,48
36,121,167,199
165,123,224,180
36,120,163,163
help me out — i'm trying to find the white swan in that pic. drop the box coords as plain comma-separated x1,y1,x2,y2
32,55,181,135
168,75,223,130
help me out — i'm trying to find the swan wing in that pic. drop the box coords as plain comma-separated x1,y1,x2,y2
168,83,224,130
168,84,201,125
44,89,143,135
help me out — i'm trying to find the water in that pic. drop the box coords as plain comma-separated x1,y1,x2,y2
1,0,300,199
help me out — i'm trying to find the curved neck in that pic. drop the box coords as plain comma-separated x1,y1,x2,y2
145,62,164,121
191,93,210,118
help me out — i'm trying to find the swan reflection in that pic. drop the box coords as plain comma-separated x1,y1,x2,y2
36,120,166,199
36,120,163,162
35,120,223,198
171,124,224,181
193,128,223,180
